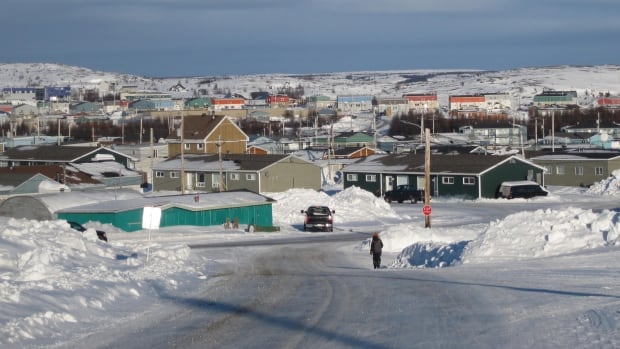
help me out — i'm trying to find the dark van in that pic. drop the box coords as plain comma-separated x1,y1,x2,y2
497,181,548,199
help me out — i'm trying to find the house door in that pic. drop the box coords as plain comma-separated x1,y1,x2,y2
385,176,394,192
186,173,193,190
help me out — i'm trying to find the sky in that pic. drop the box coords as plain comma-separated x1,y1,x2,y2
2,0,620,77
2,179,620,347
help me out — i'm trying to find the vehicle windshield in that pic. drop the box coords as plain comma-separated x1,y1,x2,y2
309,207,330,215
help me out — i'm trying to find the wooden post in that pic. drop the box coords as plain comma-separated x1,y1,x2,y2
424,128,431,228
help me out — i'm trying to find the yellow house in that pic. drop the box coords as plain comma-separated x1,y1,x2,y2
167,114,248,157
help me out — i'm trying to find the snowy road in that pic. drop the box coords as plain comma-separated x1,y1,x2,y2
87,242,507,349
77,240,620,348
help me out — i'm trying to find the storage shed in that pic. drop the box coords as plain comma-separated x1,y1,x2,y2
0,189,143,220
56,191,275,232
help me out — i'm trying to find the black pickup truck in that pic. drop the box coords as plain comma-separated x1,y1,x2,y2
383,185,425,204
301,206,335,232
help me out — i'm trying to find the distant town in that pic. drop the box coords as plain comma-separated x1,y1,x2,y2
1,66,620,202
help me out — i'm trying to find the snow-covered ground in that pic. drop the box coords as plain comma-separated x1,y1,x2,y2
2,175,620,347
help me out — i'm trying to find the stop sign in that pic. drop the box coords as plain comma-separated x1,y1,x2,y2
422,205,432,216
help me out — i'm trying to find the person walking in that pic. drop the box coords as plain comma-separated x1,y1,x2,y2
370,232,383,269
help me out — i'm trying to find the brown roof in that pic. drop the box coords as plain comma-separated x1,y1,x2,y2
1,145,100,162
0,165,102,186
167,114,228,140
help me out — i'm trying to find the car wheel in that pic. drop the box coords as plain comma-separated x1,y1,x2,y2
412,197,418,204
304,225,308,232
397,199,403,203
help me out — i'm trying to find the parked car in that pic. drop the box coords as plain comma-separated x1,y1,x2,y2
384,185,425,203
301,206,335,232
496,181,548,199
68,221,108,242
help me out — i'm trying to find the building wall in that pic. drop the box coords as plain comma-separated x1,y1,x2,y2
480,159,544,198
403,94,439,111
205,120,247,154
260,158,322,192
223,171,261,193
531,158,611,187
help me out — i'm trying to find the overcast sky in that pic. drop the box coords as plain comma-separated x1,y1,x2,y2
2,0,619,77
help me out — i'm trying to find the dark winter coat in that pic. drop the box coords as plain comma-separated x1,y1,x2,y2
370,237,383,254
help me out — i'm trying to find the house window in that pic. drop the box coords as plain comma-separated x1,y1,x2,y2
463,177,475,185
230,173,240,180
197,143,204,150
170,171,179,178
246,173,257,181
197,173,205,187
155,171,164,178
575,166,584,176
595,167,604,176
184,143,190,150
347,173,358,181
555,165,565,175
152,149,159,158
365,174,376,182
442,176,454,184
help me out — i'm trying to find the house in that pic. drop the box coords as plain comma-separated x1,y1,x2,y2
55,191,275,232
0,164,105,196
529,150,620,187
112,143,170,189
449,94,486,112
246,145,269,155
128,99,156,111
0,145,142,189
373,97,409,116
185,97,212,109
337,95,373,113
341,152,546,199
313,132,376,149
211,97,245,110
12,104,39,116
307,95,335,111
532,90,578,108
266,94,290,107
402,93,439,112
0,172,69,197
70,101,101,114
1,87,37,102
327,146,379,160
0,145,137,168
152,153,322,193
166,114,249,157
561,120,620,138
597,96,620,109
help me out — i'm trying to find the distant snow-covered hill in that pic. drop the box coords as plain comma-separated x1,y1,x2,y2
0,63,618,109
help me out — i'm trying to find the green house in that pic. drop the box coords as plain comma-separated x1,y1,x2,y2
342,153,546,200
56,191,275,232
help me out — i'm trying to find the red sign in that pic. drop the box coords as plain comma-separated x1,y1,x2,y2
422,205,432,216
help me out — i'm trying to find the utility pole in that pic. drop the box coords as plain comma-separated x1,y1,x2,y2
180,114,186,194
552,110,555,153
424,128,431,228
216,135,224,191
